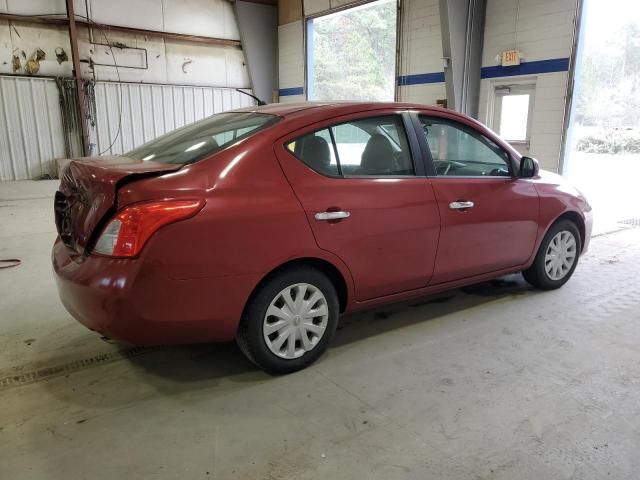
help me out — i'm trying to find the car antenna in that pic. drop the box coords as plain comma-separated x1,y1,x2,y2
236,89,267,106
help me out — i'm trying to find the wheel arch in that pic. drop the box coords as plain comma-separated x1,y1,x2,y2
552,211,586,248
245,257,350,316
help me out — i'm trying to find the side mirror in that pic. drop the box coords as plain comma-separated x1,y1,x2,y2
519,156,539,178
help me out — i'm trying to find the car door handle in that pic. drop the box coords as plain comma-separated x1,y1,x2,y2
449,201,475,210
314,211,351,221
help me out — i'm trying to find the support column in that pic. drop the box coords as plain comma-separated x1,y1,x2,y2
235,1,278,104
65,0,90,156
440,0,486,118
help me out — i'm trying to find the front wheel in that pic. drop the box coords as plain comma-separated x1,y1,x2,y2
523,219,582,290
236,266,339,374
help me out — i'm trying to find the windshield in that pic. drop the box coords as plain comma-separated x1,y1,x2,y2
126,112,280,165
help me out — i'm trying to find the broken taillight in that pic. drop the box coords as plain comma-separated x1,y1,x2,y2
93,199,205,258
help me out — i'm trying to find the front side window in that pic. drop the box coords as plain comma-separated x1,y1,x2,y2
127,112,279,165
420,117,511,177
286,115,414,177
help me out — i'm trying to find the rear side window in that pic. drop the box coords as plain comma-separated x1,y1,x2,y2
127,112,279,165
287,128,339,176
286,115,414,177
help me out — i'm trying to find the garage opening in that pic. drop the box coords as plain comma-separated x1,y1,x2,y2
306,0,398,101
563,0,640,233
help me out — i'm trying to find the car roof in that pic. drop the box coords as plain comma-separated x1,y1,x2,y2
230,101,521,160
233,101,452,119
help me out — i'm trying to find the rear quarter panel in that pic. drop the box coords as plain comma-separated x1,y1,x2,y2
117,134,355,330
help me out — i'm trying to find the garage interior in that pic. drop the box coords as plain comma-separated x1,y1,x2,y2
1,0,639,478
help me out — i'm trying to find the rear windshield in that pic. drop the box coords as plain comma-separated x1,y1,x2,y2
126,112,280,165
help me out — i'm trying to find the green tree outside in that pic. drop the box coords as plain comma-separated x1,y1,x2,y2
310,0,397,102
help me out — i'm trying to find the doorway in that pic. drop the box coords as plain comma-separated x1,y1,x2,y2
492,84,536,156
563,0,640,234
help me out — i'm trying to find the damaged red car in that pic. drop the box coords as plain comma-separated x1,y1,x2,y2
53,102,592,373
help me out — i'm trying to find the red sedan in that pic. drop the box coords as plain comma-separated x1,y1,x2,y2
53,102,592,373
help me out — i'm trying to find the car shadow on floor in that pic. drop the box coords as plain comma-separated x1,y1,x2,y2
330,273,533,349
30,273,535,405
123,274,534,383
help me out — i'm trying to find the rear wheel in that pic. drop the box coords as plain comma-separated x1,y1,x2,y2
523,219,582,290
236,266,339,374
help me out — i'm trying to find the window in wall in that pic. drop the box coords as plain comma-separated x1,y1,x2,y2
286,115,414,177
492,85,535,146
306,0,398,101
420,117,511,177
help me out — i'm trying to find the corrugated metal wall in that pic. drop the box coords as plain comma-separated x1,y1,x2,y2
0,76,67,181
0,77,256,180
91,82,256,155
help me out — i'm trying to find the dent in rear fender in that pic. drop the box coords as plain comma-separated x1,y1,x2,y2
138,150,352,282
142,191,355,297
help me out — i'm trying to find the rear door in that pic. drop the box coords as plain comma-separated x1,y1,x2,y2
275,111,440,302
414,113,539,284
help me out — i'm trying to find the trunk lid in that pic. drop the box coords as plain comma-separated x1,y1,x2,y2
54,156,182,253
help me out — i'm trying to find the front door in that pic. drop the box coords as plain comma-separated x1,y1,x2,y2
275,112,440,301
417,114,539,284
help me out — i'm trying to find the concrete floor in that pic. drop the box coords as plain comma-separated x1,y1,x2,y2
1,180,640,479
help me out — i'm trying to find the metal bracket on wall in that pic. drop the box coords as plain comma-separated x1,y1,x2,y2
83,0,149,72
83,45,149,71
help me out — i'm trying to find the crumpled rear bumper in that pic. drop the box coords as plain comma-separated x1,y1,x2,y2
52,238,258,345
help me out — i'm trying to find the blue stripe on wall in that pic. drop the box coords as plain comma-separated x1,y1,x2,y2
397,72,445,86
481,58,570,79
280,58,569,95
279,87,304,96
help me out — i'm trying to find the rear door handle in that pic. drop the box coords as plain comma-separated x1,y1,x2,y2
449,201,474,210
314,211,350,221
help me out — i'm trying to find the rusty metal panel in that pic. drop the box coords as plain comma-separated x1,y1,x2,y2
0,76,67,181
91,82,256,155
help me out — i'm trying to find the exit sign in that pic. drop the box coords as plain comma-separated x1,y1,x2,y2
501,49,521,67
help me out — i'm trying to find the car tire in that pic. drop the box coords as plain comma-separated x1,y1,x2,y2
523,219,582,290
236,266,339,374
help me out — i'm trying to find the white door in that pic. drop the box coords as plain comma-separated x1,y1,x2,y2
492,84,535,156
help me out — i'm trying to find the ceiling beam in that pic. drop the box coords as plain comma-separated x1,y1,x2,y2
0,13,242,48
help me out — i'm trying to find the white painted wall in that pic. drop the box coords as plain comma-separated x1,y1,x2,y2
0,0,249,87
481,0,576,66
478,0,577,172
397,0,445,104
277,20,305,103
